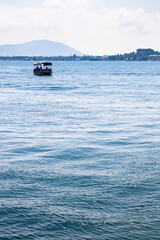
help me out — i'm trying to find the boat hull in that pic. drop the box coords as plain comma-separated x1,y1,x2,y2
34,69,52,76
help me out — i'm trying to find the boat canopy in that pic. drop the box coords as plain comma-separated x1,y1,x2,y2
34,62,52,66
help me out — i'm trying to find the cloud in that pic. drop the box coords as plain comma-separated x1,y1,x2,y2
0,0,160,54
116,8,157,35
43,0,97,8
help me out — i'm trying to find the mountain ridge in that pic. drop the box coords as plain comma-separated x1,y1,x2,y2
0,40,83,56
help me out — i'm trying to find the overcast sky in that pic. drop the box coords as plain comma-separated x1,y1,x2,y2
0,0,160,55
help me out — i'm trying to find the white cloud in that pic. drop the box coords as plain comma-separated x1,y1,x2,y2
0,0,160,54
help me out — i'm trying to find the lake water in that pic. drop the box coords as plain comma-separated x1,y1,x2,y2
0,61,160,239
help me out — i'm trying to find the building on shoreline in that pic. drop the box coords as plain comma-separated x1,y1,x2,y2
137,48,155,56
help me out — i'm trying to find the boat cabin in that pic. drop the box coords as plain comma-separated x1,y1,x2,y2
33,62,52,75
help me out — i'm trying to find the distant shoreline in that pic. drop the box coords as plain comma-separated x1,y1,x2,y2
0,56,160,61
1,48,160,61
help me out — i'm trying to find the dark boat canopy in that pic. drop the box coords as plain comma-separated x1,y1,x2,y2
34,62,52,66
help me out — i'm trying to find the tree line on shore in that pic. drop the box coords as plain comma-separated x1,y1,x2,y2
1,49,160,61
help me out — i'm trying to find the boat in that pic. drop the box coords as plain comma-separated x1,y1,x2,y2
33,62,52,75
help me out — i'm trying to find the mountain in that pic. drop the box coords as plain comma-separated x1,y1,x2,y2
0,40,83,56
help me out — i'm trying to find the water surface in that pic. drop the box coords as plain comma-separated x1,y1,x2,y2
0,61,160,239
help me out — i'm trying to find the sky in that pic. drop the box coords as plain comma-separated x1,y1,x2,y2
0,0,160,55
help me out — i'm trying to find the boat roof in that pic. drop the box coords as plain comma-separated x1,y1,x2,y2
34,62,52,66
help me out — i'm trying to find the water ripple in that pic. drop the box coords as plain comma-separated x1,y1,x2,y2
0,61,160,239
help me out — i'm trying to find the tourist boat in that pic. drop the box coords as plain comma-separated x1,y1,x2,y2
33,62,52,75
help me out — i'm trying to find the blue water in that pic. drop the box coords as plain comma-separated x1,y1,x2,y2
0,61,160,239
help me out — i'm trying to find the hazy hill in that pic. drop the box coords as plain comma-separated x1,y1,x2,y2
0,40,83,56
